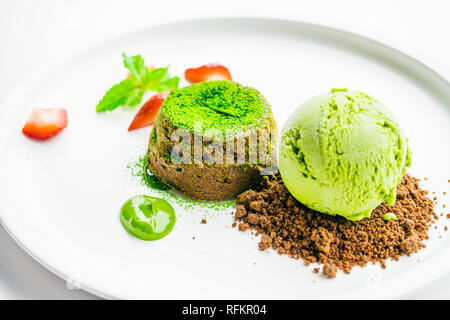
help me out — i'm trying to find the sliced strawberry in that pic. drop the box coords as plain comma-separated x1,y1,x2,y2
22,108,68,140
128,92,169,131
185,64,232,83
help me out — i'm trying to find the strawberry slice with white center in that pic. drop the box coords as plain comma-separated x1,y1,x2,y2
128,92,169,131
185,64,232,83
22,108,68,140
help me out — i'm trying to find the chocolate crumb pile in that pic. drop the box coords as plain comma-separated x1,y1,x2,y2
235,174,437,278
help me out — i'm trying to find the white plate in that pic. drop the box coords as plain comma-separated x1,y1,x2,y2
0,18,449,300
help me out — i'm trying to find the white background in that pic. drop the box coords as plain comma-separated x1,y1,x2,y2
0,0,449,299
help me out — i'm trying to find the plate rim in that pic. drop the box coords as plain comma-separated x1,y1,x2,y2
0,16,449,300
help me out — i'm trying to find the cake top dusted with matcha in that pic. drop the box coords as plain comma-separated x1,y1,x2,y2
160,80,271,133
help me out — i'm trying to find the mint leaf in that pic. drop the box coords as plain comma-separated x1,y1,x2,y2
96,53,180,112
96,78,137,112
145,67,179,92
149,76,180,92
125,88,145,106
122,53,150,85
147,67,170,83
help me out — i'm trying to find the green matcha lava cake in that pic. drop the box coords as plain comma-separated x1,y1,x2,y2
147,80,277,200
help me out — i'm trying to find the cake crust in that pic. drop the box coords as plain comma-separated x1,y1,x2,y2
146,81,277,200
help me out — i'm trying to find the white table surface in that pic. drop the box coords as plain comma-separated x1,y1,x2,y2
0,0,449,300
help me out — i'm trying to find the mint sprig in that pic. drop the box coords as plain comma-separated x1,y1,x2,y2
96,53,179,112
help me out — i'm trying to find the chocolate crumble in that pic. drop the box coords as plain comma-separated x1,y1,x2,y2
235,174,437,278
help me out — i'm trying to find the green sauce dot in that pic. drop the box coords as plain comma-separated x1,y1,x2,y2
120,195,176,240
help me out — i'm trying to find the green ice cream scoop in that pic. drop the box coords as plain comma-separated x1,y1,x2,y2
279,88,411,221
